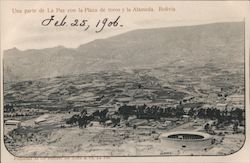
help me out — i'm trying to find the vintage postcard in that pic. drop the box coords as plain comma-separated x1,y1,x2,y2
1,1,249,163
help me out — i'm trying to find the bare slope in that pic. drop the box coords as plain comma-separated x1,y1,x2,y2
3,22,244,81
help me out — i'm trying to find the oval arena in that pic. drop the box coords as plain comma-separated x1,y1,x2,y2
160,131,213,150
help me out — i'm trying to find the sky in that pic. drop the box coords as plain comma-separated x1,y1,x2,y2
1,1,249,50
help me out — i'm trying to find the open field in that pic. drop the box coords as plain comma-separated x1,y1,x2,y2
4,113,245,156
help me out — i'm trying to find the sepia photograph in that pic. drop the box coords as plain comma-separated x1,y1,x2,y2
0,1,249,161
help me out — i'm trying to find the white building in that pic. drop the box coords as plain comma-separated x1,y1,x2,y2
5,120,21,127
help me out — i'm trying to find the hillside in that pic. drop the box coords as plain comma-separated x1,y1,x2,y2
3,22,244,82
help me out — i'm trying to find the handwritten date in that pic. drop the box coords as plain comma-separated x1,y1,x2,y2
41,15,123,33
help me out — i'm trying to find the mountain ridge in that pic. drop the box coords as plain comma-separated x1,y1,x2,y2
3,22,244,82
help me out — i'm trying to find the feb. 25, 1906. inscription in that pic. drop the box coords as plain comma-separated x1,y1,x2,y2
41,15,123,33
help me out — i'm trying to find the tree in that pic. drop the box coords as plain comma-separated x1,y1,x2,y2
233,121,239,133
118,105,136,119
78,115,92,128
81,109,87,116
197,108,206,119
66,114,79,126
206,108,214,119
231,108,243,124
98,109,109,124
204,123,210,133
188,108,195,117
176,105,184,118
111,116,121,126
78,116,87,128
